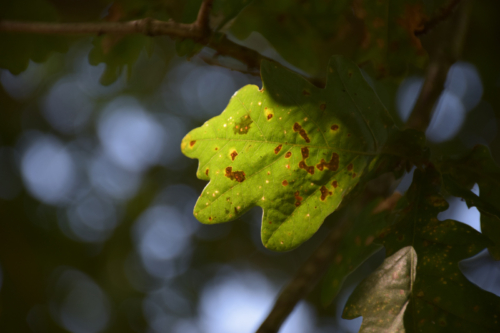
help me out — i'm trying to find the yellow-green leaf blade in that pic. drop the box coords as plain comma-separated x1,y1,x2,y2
181,55,394,251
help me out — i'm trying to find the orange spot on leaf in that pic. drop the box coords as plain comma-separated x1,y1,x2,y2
274,144,282,154
282,180,288,186
320,186,333,201
294,191,303,207
285,152,292,158
347,163,353,171
331,124,339,131
316,153,340,172
190,140,196,147
230,150,238,161
225,167,246,182
293,123,310,143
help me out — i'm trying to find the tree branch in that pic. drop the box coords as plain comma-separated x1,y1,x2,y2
0,0,273,73
406,0,471,131
415,0,461,36
256,217,351,333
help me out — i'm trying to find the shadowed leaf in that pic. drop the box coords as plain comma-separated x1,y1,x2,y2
230,0,455,78
343,167,500,332
321,197,396,306
440,145,500,260
0,0,69,74
181,55,395,251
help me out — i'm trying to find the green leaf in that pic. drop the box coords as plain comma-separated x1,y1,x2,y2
343,167,500,332
0,0,69,74
344,246,417,332
89,35,150,86
181,55,394,251
211,0,254,32
440,145,500,260
230,0,455,78
321,198,394,306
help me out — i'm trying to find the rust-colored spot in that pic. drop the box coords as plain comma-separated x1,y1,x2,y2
205,168,209,176
316,152,340,172
320,103,326,111
299,161,306,169
352,172,357,178
348,71,353,77
301,147,309,159
282,180,288,186
285,152,292,158
215,147,219,151
208,217,212,221
294,191,303,207
225,166,246,182
332,180,338,188
320,186,333,201
347,163,353,171
302,89,310,96
274,144,282,154
233,115,253,135
331,124,339,131
190,140,196,147
307,166,314,175
267,114,273,120
230,150,238,161
347,133,351,137
293,123,310,143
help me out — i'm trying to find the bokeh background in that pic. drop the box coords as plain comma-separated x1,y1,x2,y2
1,1,500,332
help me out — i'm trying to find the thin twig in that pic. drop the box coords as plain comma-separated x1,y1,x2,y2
406,0,471,131
415,0,461,36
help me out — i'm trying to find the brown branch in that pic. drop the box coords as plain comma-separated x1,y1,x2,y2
415,0,461,36
406,0,471,131
256,218,351,333
195,0,215,34
0,0,274,74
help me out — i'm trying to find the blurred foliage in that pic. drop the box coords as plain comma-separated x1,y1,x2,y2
0,0,499,332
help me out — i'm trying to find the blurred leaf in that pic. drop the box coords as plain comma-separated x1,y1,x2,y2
89,34,150,85
321,197,395,306
440,145,500,259
344,167,500,332
181,55,395,251
230,0,455,78
211,0,254,32
0,0,70,74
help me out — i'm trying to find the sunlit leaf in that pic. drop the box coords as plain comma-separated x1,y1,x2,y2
440,145,500,260
181,55,395,251
343,167,500,332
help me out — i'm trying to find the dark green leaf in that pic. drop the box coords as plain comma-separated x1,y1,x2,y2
343,167,500,332
440,145,500,259
181,55,395,251
321,198,394,306
0,0,69,74
230,0,455,78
